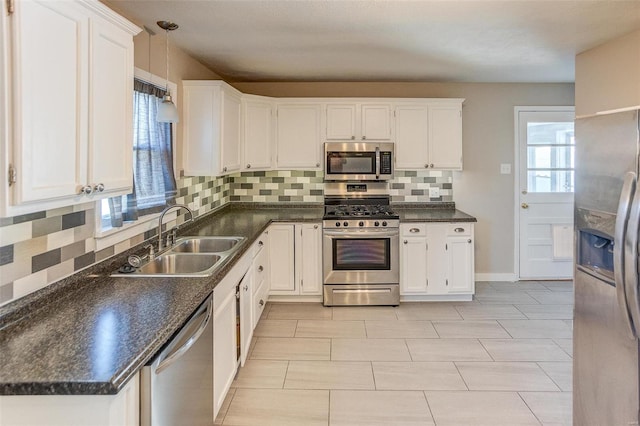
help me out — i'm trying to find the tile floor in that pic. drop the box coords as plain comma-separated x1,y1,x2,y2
215,280,574,425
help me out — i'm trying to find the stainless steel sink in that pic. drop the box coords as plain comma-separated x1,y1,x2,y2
169,236,244,254
136,253,222,276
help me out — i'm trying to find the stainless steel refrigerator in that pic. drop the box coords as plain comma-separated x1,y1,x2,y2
574,109,640,426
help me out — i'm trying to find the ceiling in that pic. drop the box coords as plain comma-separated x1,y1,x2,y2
107,0,640,83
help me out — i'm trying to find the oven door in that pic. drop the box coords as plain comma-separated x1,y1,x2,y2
325,150,378,181
323,228,399,285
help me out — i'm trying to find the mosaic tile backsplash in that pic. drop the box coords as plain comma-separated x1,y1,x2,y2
0,169,453,305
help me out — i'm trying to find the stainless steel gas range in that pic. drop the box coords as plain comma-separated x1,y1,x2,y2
322,182,400,306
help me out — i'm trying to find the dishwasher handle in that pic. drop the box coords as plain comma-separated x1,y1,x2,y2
155,294,213,374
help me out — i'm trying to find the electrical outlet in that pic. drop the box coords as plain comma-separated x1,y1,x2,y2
500,163,512,174
429,187,440,198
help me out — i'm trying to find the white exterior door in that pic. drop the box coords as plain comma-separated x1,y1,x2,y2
517,108,575,279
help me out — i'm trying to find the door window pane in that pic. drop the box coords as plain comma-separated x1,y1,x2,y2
527,121,575,193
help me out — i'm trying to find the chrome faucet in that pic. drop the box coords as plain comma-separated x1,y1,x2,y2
157,204,195,251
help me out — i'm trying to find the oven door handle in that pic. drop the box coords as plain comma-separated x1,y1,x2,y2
323,229,399,237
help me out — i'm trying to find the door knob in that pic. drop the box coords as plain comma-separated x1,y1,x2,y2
521,203,529,209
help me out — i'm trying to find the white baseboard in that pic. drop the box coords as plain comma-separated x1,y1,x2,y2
475,273,518,282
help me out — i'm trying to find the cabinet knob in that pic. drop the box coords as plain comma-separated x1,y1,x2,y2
521,203,529,209
316,163,320,167
454,227,465,233
314,224,318,229
246,164,251,169
403,240,408,244
468,239,472,243
430,164,434,168
409,228,420,233
243,285,249,291
258,240,264,246
223,166,227,172
425,164,429,168
94,183,105,192
79,185,93,195
259,299,264,306
351,136,355,140
258,265,264,272
362,136,366,140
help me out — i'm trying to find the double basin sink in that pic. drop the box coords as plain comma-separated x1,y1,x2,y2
115,236,245,277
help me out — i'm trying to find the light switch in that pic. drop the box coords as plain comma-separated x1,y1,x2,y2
500,163,512,174
429,187,440,198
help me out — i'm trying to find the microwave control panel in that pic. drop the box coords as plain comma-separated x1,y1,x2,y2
380,152,392,174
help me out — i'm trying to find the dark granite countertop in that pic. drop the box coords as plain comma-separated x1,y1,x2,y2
0,203,474,396
393,203,477,223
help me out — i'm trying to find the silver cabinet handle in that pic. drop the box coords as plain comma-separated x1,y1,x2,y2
403,240,408,244
622,172,640,338
468,239,472,243
455,227,465,233
94,183,105,192
79,185,93,195
246,164,251,169
258,265,264,272
258,240,264,247
409,228,420,233
259,299,264,306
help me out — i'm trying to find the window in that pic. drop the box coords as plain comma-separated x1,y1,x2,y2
526,122,575,193
99,76,177,232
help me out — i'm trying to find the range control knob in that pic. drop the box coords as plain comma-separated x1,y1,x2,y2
335,222,341,227
382,221,388,227
359,221,364,227
343,221,349,227
374,221,380,227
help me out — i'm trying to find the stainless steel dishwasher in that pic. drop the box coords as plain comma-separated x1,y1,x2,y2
141,293,214,426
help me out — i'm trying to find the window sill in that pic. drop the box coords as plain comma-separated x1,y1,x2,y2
95,211,177,252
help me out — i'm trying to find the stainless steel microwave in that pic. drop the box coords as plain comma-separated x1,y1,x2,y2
324,142,394,181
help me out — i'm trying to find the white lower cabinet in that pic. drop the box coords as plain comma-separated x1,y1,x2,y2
268,223,322,297
400,222,475,299
0,372,139,426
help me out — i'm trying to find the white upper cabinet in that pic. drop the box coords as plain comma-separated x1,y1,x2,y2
1,0,140,217
428,104,463,170
275,103,322,169
325,103,392,141
242,96,273,171
182,81,243,176
395,100,463,171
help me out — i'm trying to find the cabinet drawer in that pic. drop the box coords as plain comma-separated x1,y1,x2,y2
253,279,269,328
447,223,472,236
401,223,427,237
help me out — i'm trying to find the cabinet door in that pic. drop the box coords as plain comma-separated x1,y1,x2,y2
239,271,253,366
395,105,429,169
447,236,475,293
298,223,323,295
428,105,462,170
268,224,296,293
361,104,391,140
182,84,221,176
243,99,273,170
400,237,428,294
426,224,449,295
276,104,321,169
88,18,134,195
221,90,242,174
213,287,237,418
13,0,88,203
326,104,356,140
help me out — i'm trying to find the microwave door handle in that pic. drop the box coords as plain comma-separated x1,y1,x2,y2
623,173,640,339
375,146,380,180
616,172,637,339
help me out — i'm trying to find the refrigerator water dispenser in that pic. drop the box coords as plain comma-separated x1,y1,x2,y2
577,230,614,278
